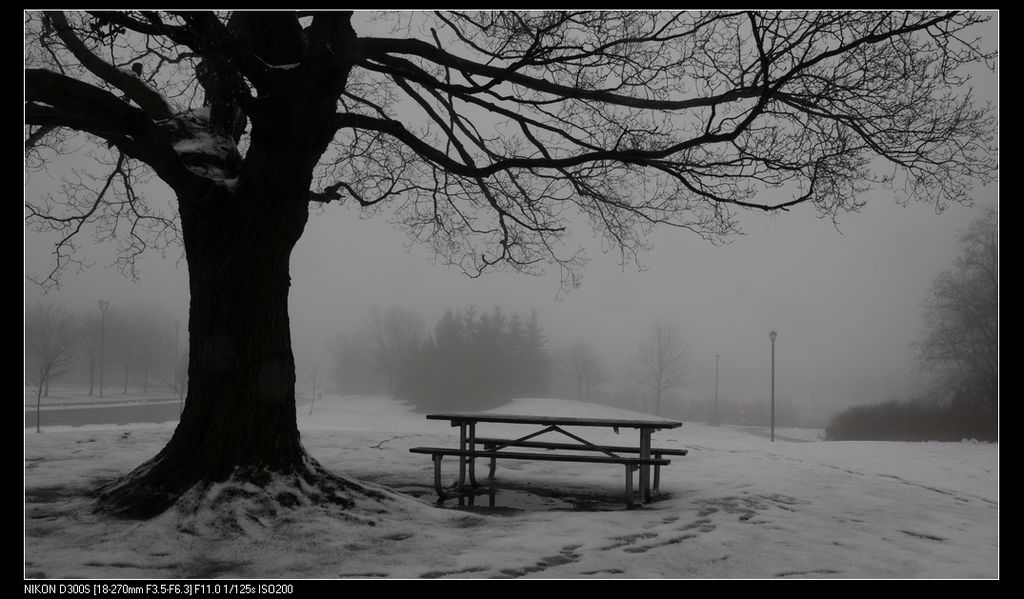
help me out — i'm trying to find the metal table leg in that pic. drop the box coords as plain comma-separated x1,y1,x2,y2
625,464,638,508
639,428,652,503
653,452,661,494
468,422,477,487
433,454,445,499
458,423,467,491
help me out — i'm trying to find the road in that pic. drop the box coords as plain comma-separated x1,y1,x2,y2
25,400,182,428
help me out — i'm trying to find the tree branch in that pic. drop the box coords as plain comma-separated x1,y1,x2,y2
45,11,174,120
26,68,192,188
173,11,270,88
332,110,759,180
361,36,765,111
25,125,56,149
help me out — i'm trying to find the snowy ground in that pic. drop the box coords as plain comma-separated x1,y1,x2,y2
24,395,998,579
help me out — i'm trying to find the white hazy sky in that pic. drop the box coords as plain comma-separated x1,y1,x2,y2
24,11,999,423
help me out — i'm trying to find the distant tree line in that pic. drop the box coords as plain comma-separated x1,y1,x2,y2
558,342,607,404
826,207,998,442
396,307,551,410
327,306,425,397
824,398,994,442
916,206,998,425
328,307,701,418
329,306,552,411
25,302,186,400
25,303,76,432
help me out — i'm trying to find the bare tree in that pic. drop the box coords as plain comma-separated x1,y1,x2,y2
174,350,188,407
361,306,424,394
915,206,998,410
26,303,77,433
24,11,996,516
307,365,319,415
327,330,366,395
632,319,688,416
561,342,607,402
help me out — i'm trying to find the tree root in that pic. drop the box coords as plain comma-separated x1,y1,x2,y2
96,451,386,520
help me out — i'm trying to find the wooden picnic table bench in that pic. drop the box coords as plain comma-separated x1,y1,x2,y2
409,412,684,508
471,437,688,493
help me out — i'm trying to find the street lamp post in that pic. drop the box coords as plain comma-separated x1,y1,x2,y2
714,354,720,425
769,330,777,442
98,300,110,398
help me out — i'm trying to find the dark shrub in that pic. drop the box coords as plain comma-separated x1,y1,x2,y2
825,398,996,442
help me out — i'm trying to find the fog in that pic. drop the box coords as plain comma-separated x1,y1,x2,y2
24,11,999,429
25,171,997,426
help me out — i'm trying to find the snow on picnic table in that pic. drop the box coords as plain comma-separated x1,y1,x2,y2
24,396,997,579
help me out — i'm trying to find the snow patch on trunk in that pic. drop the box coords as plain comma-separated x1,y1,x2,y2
159,108,240,189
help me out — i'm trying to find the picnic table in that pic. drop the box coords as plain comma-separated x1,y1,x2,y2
409,412,685,507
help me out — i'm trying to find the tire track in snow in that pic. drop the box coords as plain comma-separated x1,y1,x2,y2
818,464,995,508
775,568,844,578
876,474,997,506
420,566,489,578
899,529,946,542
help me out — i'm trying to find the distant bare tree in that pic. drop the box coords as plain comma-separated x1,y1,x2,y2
561,342,607,402
361,307,424,394
632,319,688,416
916,206,998,411
174,350,188,407
327,331,362,394
307,365,319,415
26,303,77,433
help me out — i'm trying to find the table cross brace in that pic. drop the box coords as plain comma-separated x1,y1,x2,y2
482,424,624,460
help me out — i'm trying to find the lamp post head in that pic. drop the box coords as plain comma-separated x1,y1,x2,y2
715,354,720,360
98,300,110,313
769,330,777,342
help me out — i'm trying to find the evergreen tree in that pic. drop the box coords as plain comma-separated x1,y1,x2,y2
396,307,552,409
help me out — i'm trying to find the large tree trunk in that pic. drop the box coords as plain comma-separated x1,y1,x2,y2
99,175,365,517
87,360,94,396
